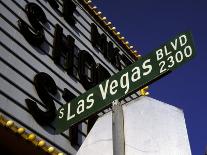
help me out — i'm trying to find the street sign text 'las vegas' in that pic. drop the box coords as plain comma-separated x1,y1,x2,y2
53,32,195,133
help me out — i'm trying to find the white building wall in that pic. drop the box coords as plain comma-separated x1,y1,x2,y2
77,97,191,155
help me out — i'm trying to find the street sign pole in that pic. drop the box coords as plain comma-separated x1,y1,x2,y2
112,100,125,155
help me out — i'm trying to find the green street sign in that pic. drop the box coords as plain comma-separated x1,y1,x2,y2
52,32,195,133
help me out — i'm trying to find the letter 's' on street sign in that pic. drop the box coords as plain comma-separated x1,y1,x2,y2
52,32,195,133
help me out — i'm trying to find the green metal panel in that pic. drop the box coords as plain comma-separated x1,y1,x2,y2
53,32,195,133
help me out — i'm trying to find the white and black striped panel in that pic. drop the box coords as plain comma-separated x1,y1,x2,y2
0,0,140,154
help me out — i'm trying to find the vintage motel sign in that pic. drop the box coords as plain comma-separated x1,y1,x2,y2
53,32,195,133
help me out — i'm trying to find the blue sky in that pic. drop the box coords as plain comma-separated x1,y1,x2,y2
93,0,207,154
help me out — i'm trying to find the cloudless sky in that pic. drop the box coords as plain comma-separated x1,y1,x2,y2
93,0,207,154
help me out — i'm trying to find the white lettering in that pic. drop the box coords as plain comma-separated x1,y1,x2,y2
175,51,183,63
171,39,178,50
179,35,187,46
67,103,75,120
164,45,172,56
120,72,129,94
99,80,109,100
167,56,175,68
159,61,167,73
77,100,84,114
142,59,152,76
110,80,118,95
156,49,163,61
131,67,141,82
184,46,192,57
59,108,64,119
86,93,94,109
